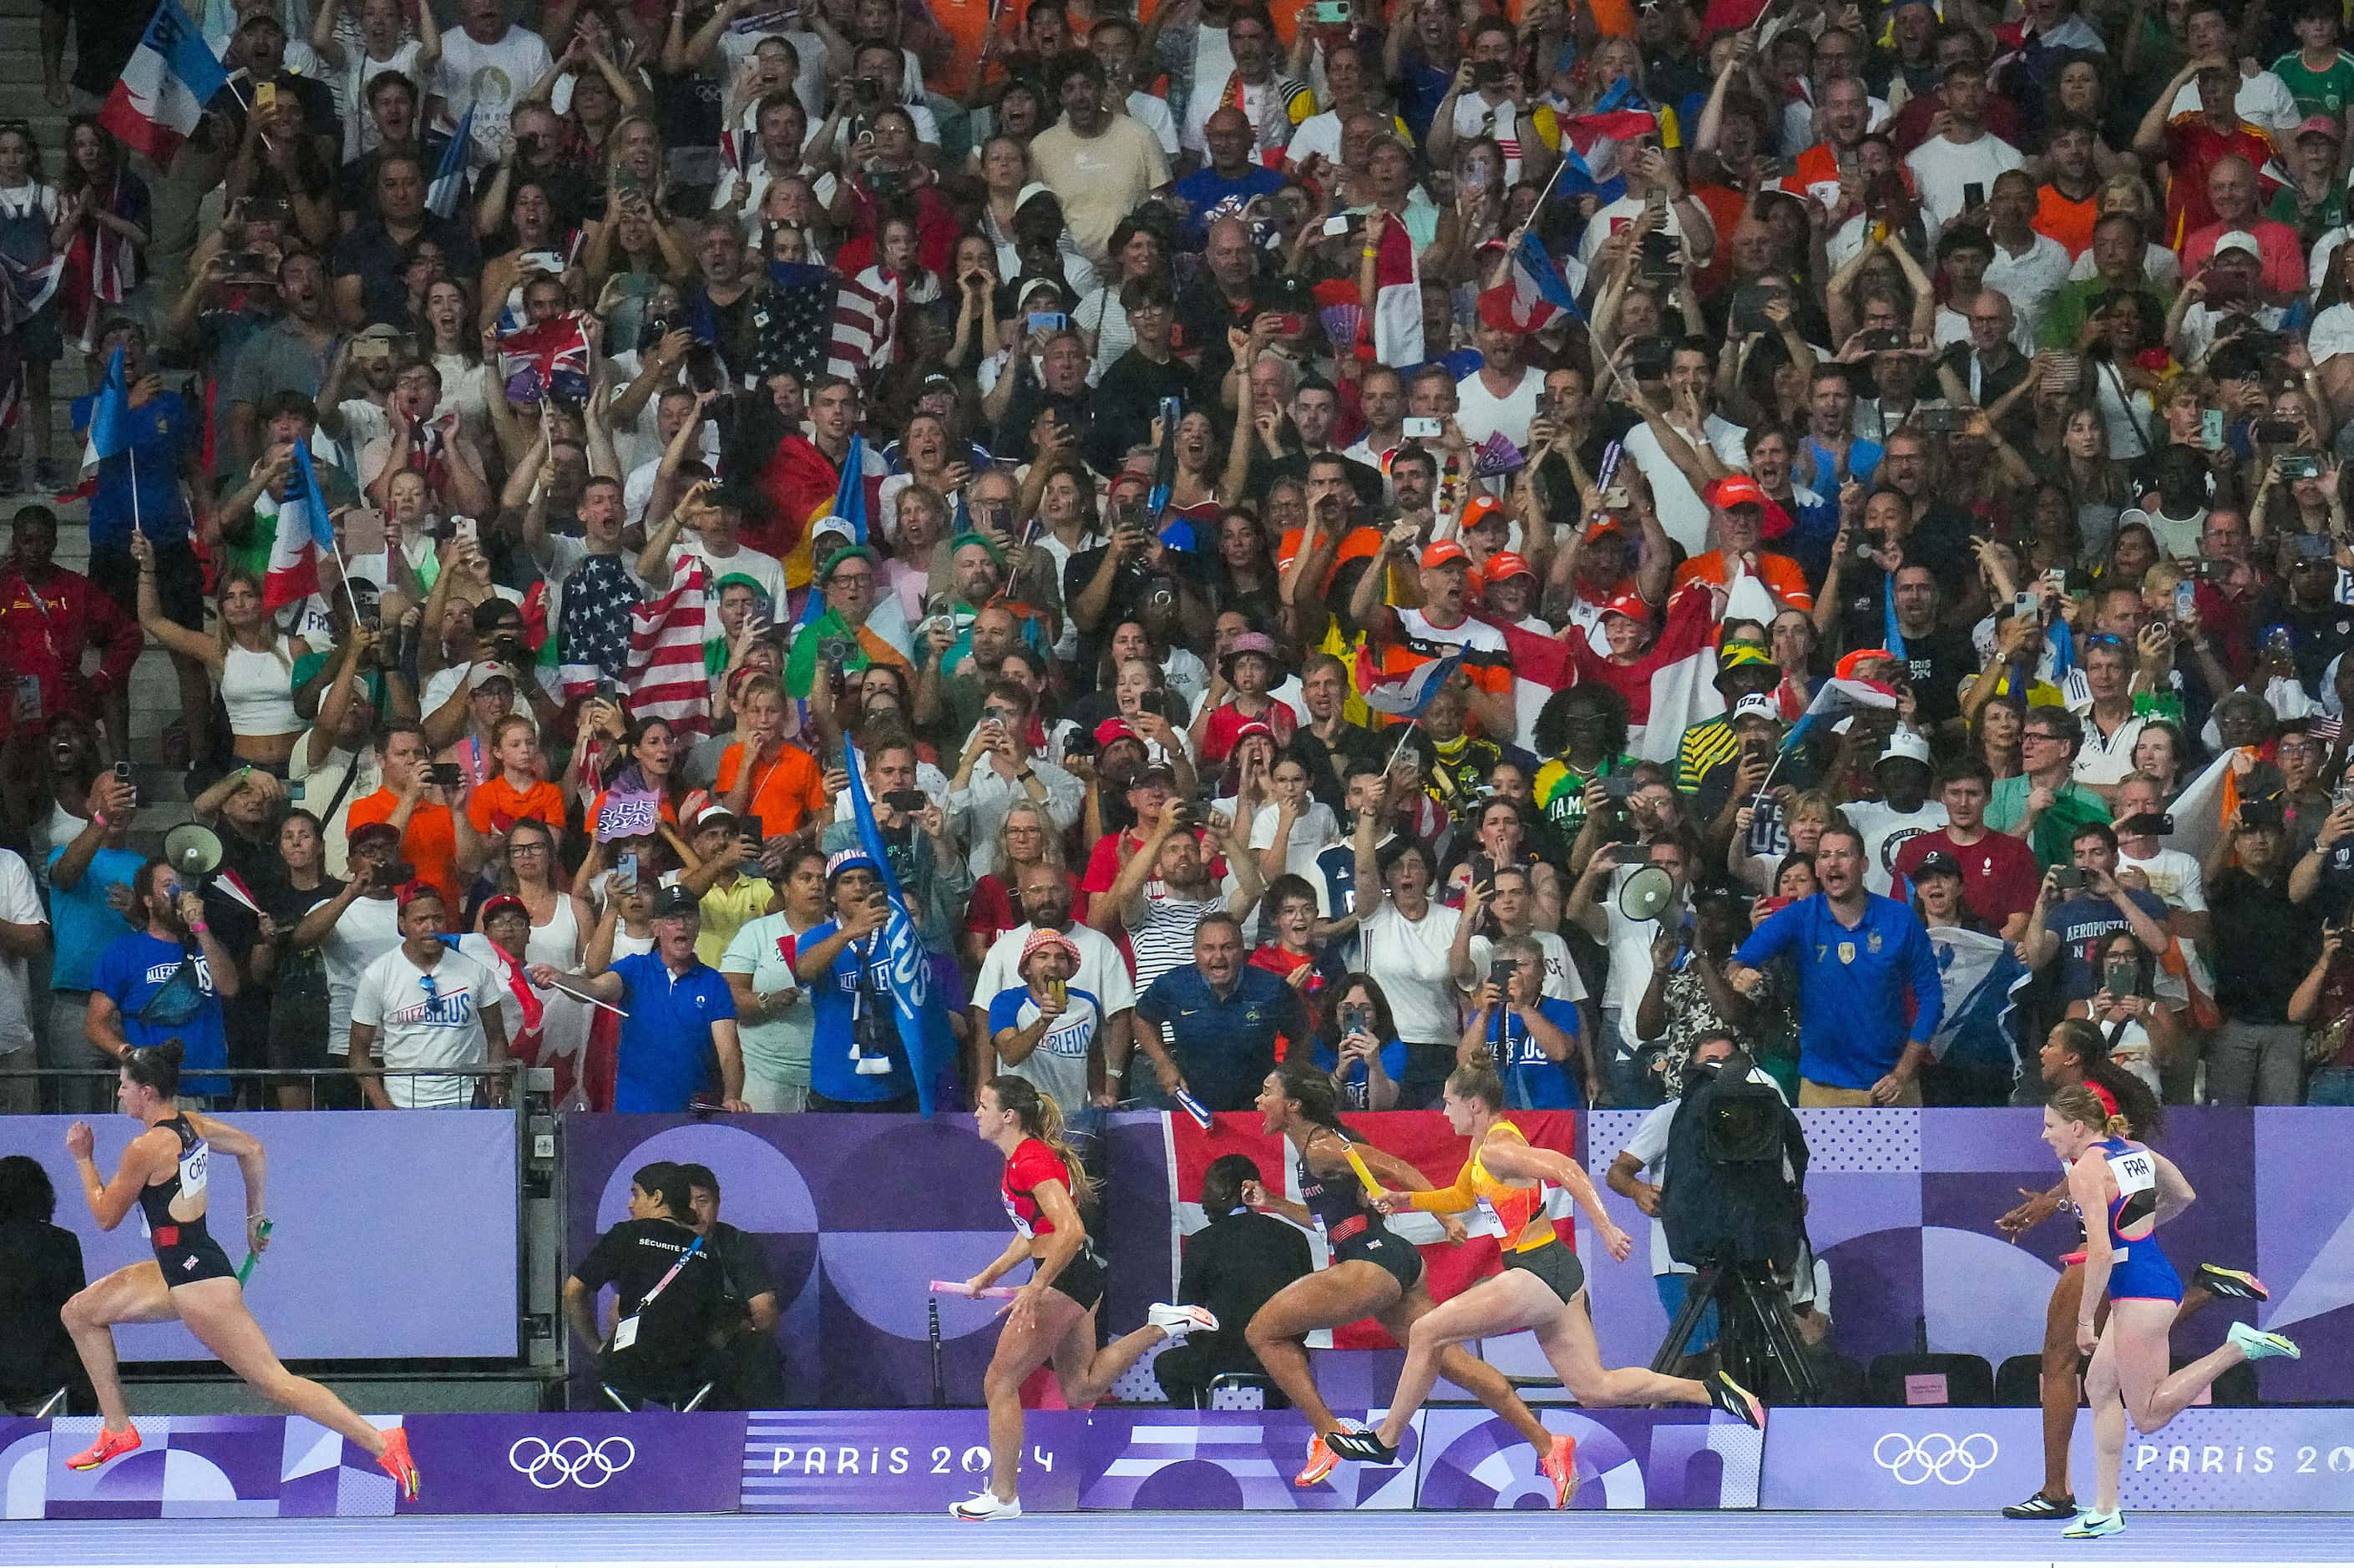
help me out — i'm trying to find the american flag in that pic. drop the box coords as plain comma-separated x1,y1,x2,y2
625,557,712,738
498,310,593,405
755,262,894,387
2313,714,2344,745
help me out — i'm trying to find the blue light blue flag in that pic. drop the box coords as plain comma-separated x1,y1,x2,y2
845,741,954,1115
427,105,473,220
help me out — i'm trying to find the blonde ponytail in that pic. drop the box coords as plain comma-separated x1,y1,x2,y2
987,1073,1096,1204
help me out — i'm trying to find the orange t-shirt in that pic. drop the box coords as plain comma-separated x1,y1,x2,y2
468,775,567,837
2034,182,2099,259
347,790,463,913
1673,549,1815,612
716,741,828,838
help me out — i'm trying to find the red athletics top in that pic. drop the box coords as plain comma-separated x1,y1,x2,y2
1001,1137,1076,1240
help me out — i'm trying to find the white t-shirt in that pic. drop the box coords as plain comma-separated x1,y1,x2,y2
1902,133,2024,240
2066,241,2181,289
1359,898,1463,1044
1124,89,1181,158
672,537,788,640
1984,230,2074,341
2116,846,2206,916
436,25,555,159
342,40,428,159
1598,863,1672,1047
1468,929,1588,1004
316,893,403,1060
1454,364,1546,453
1249,800,1342,882
972,921,1137,1021
2177,302,2286,366
1577,193,1716,268
1445,93,1537,182
352,943,503,1108
2167,71,2305,136
0,848,43,1055
1620,414,1752,554
1843,798,1951,896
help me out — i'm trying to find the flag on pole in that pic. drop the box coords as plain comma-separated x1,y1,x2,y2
427,104,474,220
1780,671,1900,754
1923,926,2032,1084
1493,620,1577,747
99,0,230,166
1479,228,1586,335
80,346,131,481
1557,85,1659,206
261,442,338,609
1367,215,1422,367
1354,645,1461,719
497,310,594,405
844,740,955,1116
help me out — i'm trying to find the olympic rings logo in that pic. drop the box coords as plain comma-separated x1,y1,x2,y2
509,1435,637,1490
1873,1432,1998,1485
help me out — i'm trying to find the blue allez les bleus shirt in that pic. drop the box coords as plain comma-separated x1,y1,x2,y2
91,931,230,1098
802,919,916,1104
1734,892,1945,1090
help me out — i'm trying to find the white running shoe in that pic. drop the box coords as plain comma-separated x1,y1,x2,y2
2227,1320,2301,1361
1148,1302,1220,1339
950,1489,1022,1521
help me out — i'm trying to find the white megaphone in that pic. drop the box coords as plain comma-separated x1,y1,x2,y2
161,823,224,881
1617,864,1676,923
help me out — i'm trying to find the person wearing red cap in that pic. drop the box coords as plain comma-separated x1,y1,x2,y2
1670,474,1815,615
1350,530,1518,742
1479,551,1547,633
1562,581,1722,734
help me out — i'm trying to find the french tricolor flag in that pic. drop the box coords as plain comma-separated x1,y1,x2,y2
1481,229,1585,335
98,0,229,168
1354,645,1461,720
261,442,337,610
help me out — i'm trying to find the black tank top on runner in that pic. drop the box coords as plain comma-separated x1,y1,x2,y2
140,1115,235,1285
1296,1126,1379,1249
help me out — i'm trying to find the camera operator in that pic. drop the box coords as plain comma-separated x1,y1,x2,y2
564,1161,727,1405
1728,822,1944,1105
1607,1031,1785,1365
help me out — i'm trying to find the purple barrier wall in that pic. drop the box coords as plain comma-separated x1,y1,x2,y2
3,1408,1755,1517
0,1111,518,1361
571,1108,2354,1405
1761,1408,2354,1511
563,1115,1025,1407
1579,1107,2354,1404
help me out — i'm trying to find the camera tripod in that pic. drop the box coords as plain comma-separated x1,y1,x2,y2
1648,1257,1820,1405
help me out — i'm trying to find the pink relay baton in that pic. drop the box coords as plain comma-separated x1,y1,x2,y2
930,1279,1020,1298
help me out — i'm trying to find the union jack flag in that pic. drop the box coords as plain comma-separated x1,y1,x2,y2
497,310,594,406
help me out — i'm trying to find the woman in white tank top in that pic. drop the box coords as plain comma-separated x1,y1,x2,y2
494,819,595,1108
131,543,311,771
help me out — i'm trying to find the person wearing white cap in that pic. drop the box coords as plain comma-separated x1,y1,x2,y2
2164,233,2286,366
1845,727,1950,896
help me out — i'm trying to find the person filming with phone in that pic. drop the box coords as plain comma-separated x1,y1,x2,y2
2023,822,2176,1014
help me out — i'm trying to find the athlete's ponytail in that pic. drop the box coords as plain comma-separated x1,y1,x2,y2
986,1073,1097,1204
1273,1059,1344,1134
123,1039,184,1101
1445,1063,1506,1111
2048,1083,2129,1139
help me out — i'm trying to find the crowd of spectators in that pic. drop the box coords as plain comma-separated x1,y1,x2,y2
9,0,2354,1134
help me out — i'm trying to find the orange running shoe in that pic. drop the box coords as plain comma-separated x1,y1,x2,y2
377,1427,420,1500
1540,1434,1581,1510
1294,1433,1339,1487
66,1423,142,1470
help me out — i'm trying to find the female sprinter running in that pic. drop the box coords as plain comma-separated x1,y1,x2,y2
2042,1084,2299,1540
1328,1063,1765,1502
951,1073,1216,1520
59,1041,419,1497
1994,1020,2261,1521
1240,1060,1568,1495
